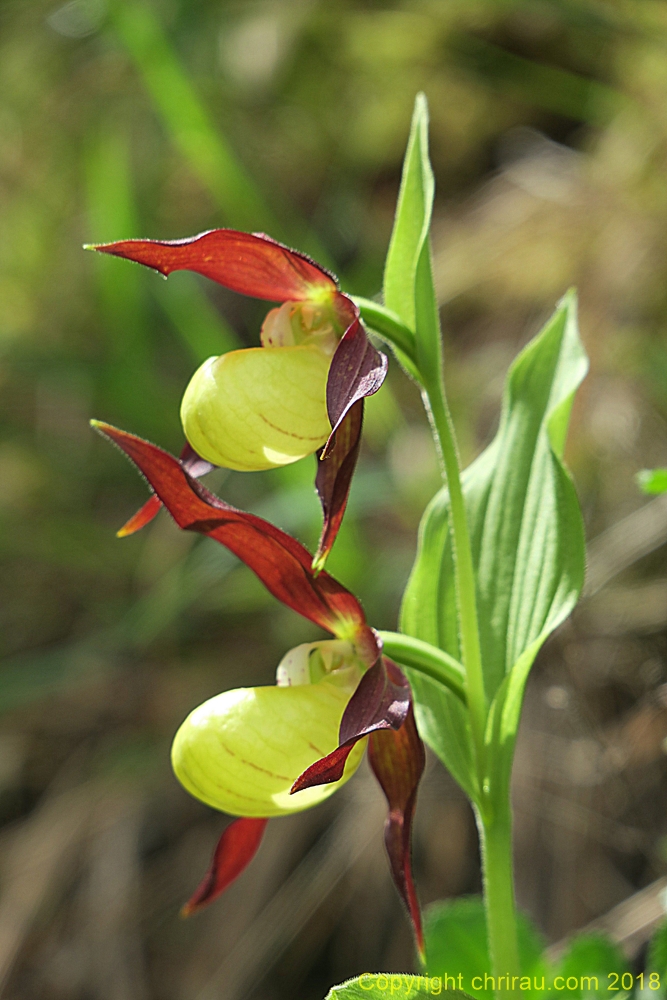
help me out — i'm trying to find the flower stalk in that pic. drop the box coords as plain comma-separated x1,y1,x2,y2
478,806,521,1000
421,339,519,997
424,352,522,1000
420,365,487,773
377,631,466,704
352,296,419,371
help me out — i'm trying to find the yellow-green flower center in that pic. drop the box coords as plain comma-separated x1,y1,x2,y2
260,300,340,356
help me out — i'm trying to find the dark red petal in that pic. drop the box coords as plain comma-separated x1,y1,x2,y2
290,657,411,792
117,442,215,538
369,705,426,962
312,400,363,572
117,493,163,538
324,299,388,455
93,422,378,651
90,230,337,303
310,295,387,569
181,817,268,917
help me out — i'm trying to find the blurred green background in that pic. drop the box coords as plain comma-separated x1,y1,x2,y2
3,1,667,997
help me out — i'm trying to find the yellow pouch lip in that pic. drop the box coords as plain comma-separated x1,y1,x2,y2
171,682,366,818
180,344,332,471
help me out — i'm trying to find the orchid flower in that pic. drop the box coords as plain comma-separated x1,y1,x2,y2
88,230,388,569
92,421,426,960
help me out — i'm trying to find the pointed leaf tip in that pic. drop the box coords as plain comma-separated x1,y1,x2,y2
414,91,429,119
383,93,435,335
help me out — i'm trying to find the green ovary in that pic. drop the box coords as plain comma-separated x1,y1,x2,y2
180,344,331,471
171,682,366,817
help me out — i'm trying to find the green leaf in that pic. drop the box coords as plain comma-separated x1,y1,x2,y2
383,93,433,332
111,1,273,231
401,292,587,802
382,94,434,381
85,124,148,358
325,974,473,1000
556,934,627,998
400,667,477,801
637,468,667,495
424,897,545,1000
84,122,170,438
647,921,667,997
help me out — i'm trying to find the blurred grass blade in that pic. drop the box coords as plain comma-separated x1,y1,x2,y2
86,119,239,385
85,123,168,434
85,123,150,367
451,34,628,124
153,272,240,364
110,0,280,234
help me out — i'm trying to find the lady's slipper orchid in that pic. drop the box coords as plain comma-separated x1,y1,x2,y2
92,421,425,959
89,230,388,568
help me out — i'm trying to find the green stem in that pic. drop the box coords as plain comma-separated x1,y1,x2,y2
365,248,518,985
422,356,522,1000
352,297,419,369
377,630,466,704
421,370,487,772
423,365,522,1000
424,366,522,1000
478,807,521,1000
